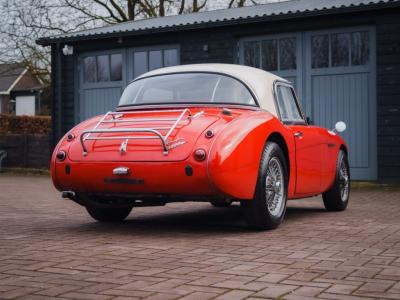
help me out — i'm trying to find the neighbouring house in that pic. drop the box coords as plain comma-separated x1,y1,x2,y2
36,0,400,182
0,63,44,116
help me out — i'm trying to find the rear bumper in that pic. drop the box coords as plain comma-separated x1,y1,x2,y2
52,159,215,197
61,190,224,208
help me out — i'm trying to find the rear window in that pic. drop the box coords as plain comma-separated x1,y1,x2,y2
119,73,256,106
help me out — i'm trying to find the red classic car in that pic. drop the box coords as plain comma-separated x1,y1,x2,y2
51,64,350,230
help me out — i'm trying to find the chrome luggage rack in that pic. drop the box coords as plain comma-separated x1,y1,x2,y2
80,108,192,156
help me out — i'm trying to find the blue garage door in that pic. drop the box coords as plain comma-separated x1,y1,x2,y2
239,26,376,180
78,46,179,121
79,51,125,121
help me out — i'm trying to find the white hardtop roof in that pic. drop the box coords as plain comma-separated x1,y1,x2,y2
137,63,288,116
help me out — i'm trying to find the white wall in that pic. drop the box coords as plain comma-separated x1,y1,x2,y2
16,95,35,116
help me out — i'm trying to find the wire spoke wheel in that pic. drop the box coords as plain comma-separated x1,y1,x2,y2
265,157,284,217
243,142,288,230
322,150,350,212
338,159,349,201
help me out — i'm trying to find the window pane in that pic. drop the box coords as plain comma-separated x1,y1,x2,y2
331,33,350,67
133,52,147,78
141,87,174,103
119,73,255,106
213,76,254,104
279,38,297,70
243,41,260,68
276,85,303,122
351,31,369,66
261,40,277,71
311,35,329,69
149,50,162,70
96,55,110,82
110,54,122,81
83,56,96,83
163,49,178,67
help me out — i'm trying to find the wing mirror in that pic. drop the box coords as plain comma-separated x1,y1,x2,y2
334,121,346,133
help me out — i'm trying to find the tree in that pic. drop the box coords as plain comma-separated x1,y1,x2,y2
0,0,264,84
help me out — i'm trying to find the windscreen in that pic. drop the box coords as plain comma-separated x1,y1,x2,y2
119,73,256,106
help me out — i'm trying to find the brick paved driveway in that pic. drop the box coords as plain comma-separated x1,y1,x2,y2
0,175,400,300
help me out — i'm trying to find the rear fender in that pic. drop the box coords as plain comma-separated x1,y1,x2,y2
207,111,294,199
51,115,103,190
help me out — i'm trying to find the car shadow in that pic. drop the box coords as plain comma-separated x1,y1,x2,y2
71,203,327,235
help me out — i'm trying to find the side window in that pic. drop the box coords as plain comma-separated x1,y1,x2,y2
275,84,304,124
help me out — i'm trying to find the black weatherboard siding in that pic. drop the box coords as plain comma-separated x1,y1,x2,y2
38,1,400,181
376,13,400,180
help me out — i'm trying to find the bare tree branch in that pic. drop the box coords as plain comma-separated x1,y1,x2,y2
0,0,264,87
179,0,185,14
108,0,129,21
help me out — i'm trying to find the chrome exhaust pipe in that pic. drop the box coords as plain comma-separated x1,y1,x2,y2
61,191,76,200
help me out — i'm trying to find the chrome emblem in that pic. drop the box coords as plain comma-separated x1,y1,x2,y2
120,139,128,154
167,138,187,150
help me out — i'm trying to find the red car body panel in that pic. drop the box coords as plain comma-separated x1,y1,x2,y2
51,105,346,201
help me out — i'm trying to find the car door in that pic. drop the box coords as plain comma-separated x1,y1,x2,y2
274,82,323,195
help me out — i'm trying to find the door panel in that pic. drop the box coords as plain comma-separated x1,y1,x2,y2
79,51,126,122
312,73,369,169
305,27,376,180
289,125,323,195
81,87,122,120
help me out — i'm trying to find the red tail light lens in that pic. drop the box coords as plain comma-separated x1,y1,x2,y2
194,149,206,161
66,133,75,141
56,150,66,161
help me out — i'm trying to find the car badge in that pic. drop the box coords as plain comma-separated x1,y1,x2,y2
120,139,128,154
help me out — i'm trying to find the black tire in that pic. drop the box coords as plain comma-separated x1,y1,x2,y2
86,206,132,222
323,150,350,211
242,142,288,230
210,199,233,207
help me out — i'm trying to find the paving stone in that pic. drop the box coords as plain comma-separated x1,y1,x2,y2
325,284,359,294
253,283,299,298
1,175,400,300
179,291,219,300
214,289,254,299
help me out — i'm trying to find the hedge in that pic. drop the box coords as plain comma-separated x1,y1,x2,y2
0,114,51,135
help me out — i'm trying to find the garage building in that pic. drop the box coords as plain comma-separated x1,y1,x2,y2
37,0,400,181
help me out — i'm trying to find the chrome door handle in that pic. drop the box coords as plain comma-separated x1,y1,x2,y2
294,132,303,138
